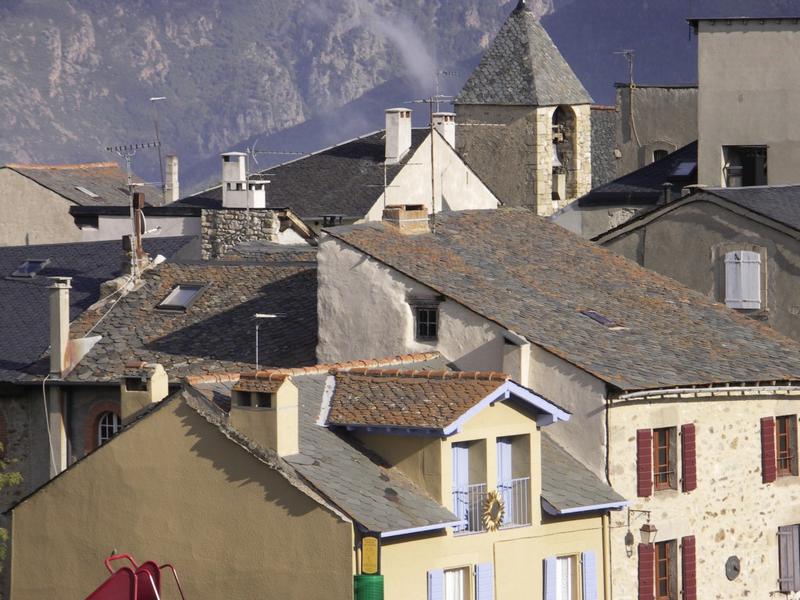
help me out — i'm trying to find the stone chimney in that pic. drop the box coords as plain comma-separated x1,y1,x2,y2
221,152,267,209
382,204,430,234
49,277,72,377
385,108,413,164
433,112,456,147
165,155,180,203
229,373,299,456
120,361,170,424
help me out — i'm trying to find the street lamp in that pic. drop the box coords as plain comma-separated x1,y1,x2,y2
624,508,657,557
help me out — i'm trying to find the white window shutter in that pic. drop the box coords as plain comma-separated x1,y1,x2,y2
496,438,513,524
428,569,444,600
725,250,761,309
543,557,557,600
475,563,494,600
582,551,598,600
452,444,470,526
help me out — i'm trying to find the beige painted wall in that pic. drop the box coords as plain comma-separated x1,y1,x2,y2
9,397,353,600
608,393,800,599
0,169,81,246
602,199,800,342
697,21,800,187
364,133,499,222
379,401,607,599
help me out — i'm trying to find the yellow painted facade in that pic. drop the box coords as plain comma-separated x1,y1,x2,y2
8,398,354,600
363,400,610,600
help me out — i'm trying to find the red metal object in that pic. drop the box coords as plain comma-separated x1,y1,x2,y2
85,554,187,600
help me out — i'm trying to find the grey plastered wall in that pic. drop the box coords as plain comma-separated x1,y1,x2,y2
0,169,81,246
615,85,697,179
602,199,800,341
697,20,800,187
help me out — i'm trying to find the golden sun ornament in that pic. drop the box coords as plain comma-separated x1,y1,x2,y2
482,489,505,532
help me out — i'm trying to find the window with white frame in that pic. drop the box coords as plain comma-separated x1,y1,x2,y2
97,412,121,446
544,552,597,600
724,250,761,310
496,435,531,527
452,441,487,533
444,567,469,600
428,564,493,600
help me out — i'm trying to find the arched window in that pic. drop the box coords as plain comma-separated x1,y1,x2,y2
97,412,121,447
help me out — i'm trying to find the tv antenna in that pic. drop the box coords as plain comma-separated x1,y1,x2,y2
105,141,161,279
434,70,459,112
407,93,453,233
246,140,306,174
614,49,636,87
149,96,167,201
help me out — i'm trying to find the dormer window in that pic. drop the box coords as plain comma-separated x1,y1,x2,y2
156,283,204,311
11,258,50,278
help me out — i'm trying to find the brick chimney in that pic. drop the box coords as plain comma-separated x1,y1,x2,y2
385,108,412,164
229,373,299,456
382,204,430,234
120,361,170,424
165,155,179,203
49,277,72,377
433,112,456,147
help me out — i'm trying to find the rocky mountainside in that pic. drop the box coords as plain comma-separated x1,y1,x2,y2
0,0,796,192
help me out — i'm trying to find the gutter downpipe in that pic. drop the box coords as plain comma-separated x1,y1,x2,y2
603,512,612,600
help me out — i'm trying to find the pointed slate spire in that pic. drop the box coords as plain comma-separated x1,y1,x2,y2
456,3,592,106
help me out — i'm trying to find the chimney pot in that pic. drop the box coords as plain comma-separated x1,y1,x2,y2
220,152,267,209
48,277,72,377
120,362,169,424
432,112,456,147
165,155,180,203
385,108,413,165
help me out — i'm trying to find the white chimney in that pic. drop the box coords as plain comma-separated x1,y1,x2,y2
433,112,456,147
49,277,71,377
165,155,180,203
385,108,413,164
221,152,267,209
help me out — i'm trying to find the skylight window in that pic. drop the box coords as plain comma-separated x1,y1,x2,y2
156,283,204,311
580,309,626,330
11,258,50,278
75,185,99,198
671,161,697,178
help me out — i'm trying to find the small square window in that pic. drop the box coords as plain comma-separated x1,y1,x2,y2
415,306,438,341
157,283,204,311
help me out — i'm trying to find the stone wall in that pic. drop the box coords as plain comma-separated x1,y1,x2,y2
608,392,800,600
200,208,278,260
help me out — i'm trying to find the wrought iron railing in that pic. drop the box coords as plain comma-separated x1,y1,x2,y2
453,483,487,533
498,477,531,528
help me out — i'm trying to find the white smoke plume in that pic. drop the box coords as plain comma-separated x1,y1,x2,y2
527,0,556,19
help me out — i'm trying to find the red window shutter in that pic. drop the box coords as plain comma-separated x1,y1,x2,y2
681,424,697,492
761,417,777,483
637,429,653,497
638,543,655,600
682,536,697,600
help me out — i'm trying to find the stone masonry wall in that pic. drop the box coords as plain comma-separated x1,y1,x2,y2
608,393,800,600
200,209,278,260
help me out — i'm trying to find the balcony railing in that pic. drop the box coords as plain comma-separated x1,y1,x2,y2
498,477,531,528
453,483,487,533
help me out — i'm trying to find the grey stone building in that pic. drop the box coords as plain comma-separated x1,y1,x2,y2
454,0,593,216
596,185,800,342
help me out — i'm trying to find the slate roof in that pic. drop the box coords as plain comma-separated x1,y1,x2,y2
327,370,508,430
178,130,428,220
590,107,618,189
540,432,627,514
456,1,592,106
326,208,800,391
4,162,163,207
34,259,318,383
578,142,698,207
0,237,192,383
702,185,800,232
